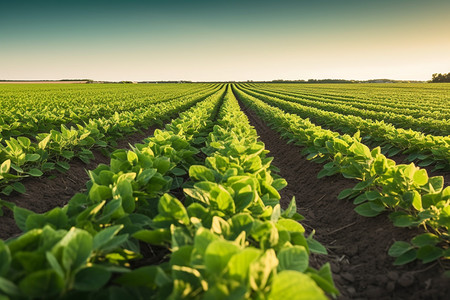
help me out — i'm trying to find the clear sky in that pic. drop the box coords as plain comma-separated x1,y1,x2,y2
1,0,449,81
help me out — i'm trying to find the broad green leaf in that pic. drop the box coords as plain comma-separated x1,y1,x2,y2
204,240,240,275
25,207,69,231
272,178,287,191
388,241,413,257
170,265,205,294
0,241,11,277
97,170,115,186
56,161,70,171
413,169,428,186
406,190,422,211
115,180,135,213
227,247,261,282
277,219,305,234
97,234,129,253
428,176,444,193
353,180,372,191
38,134,51,150
74,266,112,291
307,238,327,255
153,157,171,175
268,271,327,300
365,190,381,201
230,213,254,238
411,233,440,247
52,227,93,272
309,263,339,296
0,160,11,174
28,168,43,177
353,193,368,205
25,153,40,162
0,277,20,297
115,265,170,288
93,225,124,250
373,155,388,175
12,182,26,194
230,177,256,211
171,226,192,251
214,188,235,214
97,198,122,222
354,203,382,217
133,229,170,246
211,216,231,237
45,252,64,279
393,249,417,265
390,213,418,227
171,167,187,176
278,246,309,272
271,204,281,223
137,168,157,185
282,197,297,218
6,228,42,253
13,206,35,232
189,165,215,182
127,151,138,164
170,245,194,267
18,269,64,298
14,251,45,273
89,183,112,202
249,249,278,290
158,194,189,225
117,172,136,183
193,228,219,257
337,188,355,200
349,142,371,158
417,245,444,264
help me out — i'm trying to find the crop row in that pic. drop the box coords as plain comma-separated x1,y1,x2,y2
243,84,449,135
0,86,221,201
233,85,450,267
248,83,450,113
236,85,450,171
244,83,444,119
0,85,226,299
0,86,337,299
0,84,218,139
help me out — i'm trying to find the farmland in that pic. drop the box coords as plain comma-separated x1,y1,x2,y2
0,82,449,299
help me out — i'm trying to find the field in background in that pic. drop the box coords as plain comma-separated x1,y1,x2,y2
0,82,448,299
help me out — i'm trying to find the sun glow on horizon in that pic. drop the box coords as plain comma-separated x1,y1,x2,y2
1,0,449,81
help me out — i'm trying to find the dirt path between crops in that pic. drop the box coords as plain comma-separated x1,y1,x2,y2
0,123,168,240
238,100,450,300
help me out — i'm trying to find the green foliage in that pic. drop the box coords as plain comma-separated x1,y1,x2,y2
234,84,450,267
0,84,221,195
431,72,450,83
0,85,338,298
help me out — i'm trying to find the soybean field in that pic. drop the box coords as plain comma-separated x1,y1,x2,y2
0,82,448,299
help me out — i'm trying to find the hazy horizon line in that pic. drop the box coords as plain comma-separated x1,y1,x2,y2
0,77,434,83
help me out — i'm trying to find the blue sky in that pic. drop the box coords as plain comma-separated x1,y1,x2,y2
1,0,449,81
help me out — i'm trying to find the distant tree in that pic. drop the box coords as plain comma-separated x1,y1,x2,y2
431,72,450,83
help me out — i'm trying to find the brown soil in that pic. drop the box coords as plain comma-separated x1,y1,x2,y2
238,100,450,300
0,124,163,240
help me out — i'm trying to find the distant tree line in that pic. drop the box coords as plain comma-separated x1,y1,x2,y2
430,73,450,83
270,79,418,84
272,79,355,83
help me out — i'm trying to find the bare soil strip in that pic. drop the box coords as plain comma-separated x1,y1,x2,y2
238,100,450,300
0,124,163,240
